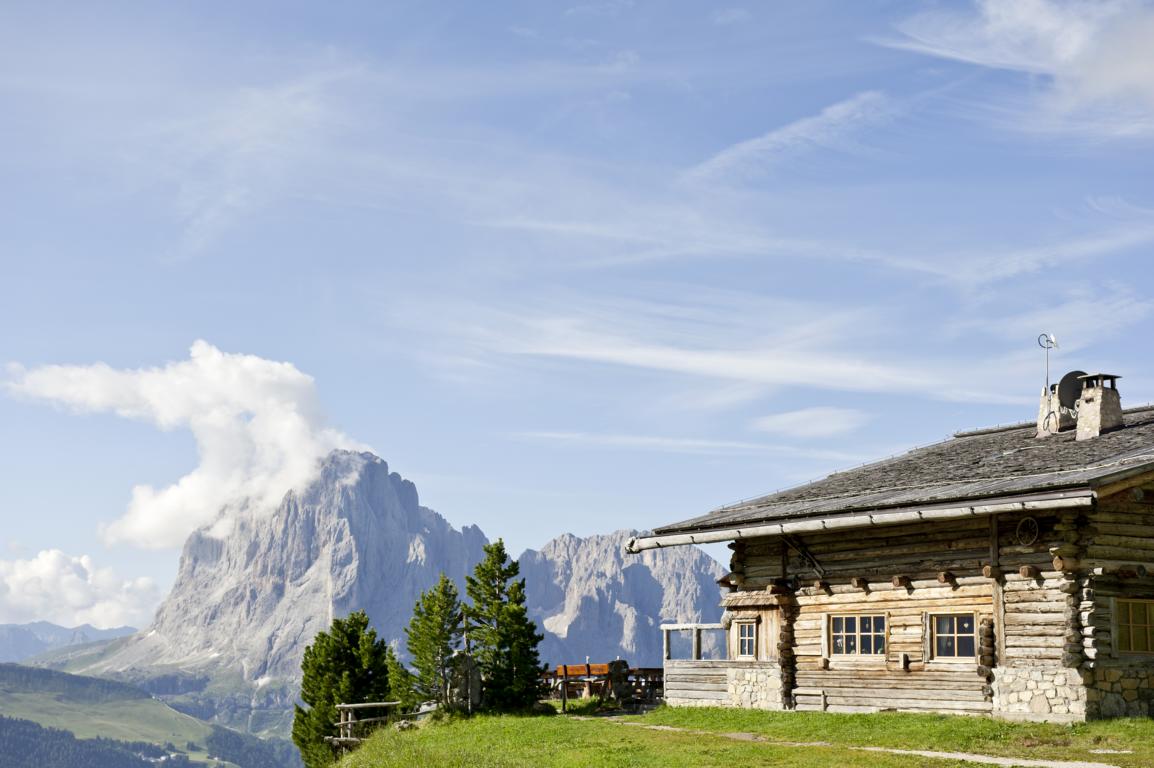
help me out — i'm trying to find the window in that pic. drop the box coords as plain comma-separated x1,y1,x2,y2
931,614,976,659
1117,600,1154,654
737,622,756,658
830,614,886,656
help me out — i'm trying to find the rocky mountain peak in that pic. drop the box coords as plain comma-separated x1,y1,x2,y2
58,450,721,735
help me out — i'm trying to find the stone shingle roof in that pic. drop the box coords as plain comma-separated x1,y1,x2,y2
653,406,1154,536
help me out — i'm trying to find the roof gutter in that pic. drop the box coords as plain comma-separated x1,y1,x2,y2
625,491,1095,553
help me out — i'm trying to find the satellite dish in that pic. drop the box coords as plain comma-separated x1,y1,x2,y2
1057,370,1087,409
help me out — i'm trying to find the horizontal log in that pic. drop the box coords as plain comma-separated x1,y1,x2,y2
1004,598,1068,611
665,684,727,694
1084,534,1154,551
664,674,725,684
814,686,989,702
821,695,991,712
665,691,729,701
795,679,987,694
1092,522,1154,537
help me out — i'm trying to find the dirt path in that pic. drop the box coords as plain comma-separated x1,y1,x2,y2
587,717,1122,768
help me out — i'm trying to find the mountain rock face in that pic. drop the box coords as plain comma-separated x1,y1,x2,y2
70,451,487,734
0,622,136,663
520,531,724,667
54,450,722,735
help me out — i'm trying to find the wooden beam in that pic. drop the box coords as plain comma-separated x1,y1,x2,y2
891,575,911,589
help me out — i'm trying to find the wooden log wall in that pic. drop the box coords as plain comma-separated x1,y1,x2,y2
1083,487,1154,661
728,539,786,590
726,510,1081,715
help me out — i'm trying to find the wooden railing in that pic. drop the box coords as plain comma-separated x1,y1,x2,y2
660,622,726,661
326,701,401,747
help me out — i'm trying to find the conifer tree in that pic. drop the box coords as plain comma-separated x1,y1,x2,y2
385,651,419,713
292,611,391,768
404,573,464,708
464,539,545,710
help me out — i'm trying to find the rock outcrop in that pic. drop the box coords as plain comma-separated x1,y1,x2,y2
52,450,722,735
70,451,487,733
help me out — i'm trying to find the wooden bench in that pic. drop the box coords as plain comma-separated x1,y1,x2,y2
542,663,664,711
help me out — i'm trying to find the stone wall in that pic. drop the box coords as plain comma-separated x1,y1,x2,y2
992,664,1087,722
1087,665,1154,718
727,663,784,710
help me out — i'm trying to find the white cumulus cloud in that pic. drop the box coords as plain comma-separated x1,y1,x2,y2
6,341,361,549
0,550,159,628
751,407,871,439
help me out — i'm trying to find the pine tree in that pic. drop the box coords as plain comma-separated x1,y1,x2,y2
404,573,464,708
291,611,391,768
464,539,545,710
385,650,419,713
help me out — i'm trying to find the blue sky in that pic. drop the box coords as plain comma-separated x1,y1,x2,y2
3,0,1154,627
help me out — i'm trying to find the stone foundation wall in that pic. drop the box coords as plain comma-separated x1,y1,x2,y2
727,663,784,710
1087,665,1154,718
992,665,1087,722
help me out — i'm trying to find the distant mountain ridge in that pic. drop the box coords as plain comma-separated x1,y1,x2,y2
38,450,723,735
0,622,136,663
520,530,723,665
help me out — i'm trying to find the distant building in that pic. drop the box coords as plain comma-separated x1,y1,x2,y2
630,372,1154,721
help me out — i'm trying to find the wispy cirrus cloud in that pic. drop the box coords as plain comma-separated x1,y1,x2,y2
684,91,894,185
886,219,1154,288
394,290,1032,405
711,8,752,26
949,282,1154,347
513,430,862,462
884,0,1154,137
751,407,871,439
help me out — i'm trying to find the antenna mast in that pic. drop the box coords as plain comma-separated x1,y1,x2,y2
1038,333,1058,432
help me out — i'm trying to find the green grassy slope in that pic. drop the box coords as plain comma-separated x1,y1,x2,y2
343,706,1154,768
342,713,977,768
0,664,300,768
629,706,1154,768
0,663,214,745
0,691,215,744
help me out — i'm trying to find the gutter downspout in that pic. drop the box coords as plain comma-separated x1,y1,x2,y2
625,492,1094,553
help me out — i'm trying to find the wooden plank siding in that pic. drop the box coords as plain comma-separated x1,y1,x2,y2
663,660,729,705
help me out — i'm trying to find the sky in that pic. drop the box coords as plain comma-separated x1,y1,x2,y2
3,0,1154,629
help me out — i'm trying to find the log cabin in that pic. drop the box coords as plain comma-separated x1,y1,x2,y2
628,373,1154,721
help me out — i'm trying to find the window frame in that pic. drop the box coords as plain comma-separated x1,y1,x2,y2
1114,598,1154,656
927,612,978,664
825,612,888,664
736,621,757,659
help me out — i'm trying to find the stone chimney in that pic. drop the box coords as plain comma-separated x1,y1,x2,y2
1075,373,1123,441
1036,385,1075,437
